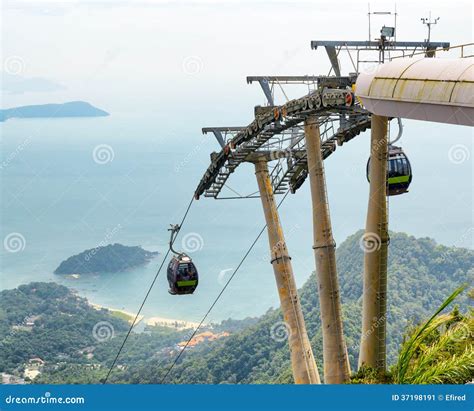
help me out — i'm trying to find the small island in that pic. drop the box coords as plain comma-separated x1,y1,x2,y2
0,101,109,122
54,243,158,275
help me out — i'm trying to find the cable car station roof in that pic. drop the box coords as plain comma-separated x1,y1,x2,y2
356,57,474,126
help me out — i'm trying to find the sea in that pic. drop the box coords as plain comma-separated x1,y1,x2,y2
0,113,472,323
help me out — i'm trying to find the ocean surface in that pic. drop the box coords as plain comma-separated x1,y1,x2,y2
1,114,472,323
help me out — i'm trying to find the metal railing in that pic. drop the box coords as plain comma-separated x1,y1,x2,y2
390,43,473,60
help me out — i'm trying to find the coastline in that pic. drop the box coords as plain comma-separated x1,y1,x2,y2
89,302,202,330
146,316,202,330
89,302,144,325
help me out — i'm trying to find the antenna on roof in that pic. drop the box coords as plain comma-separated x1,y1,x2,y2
421,12,440,43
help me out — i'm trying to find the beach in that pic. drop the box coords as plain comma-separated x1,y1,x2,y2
145,316,203,330
90,302,202,330
89,302,143,325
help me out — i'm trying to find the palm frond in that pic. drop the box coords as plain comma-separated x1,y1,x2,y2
408,346,474,384
394,285,467,383
405,320,473,383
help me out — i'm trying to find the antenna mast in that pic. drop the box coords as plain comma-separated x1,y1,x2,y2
421,12,440,43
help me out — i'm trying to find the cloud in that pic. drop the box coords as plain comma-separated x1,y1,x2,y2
1,73,66,95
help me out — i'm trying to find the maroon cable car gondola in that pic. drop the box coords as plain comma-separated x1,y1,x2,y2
167,225,199,295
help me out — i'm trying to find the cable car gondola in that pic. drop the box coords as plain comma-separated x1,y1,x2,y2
366,145,412,196
167,225,199,295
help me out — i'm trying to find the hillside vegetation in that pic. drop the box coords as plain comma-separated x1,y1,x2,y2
1,231,472,384
119,231,472,384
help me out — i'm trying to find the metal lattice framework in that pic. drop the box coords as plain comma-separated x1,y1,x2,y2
194,35,450,201
195,86,371,199
311,40,450,75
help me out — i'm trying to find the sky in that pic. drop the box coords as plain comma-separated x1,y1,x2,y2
2,0,473,122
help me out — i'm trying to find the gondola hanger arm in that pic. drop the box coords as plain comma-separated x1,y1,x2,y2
168,224,181,255
389,117,403,145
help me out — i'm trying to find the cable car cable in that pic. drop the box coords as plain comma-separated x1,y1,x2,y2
103,195,195,384
159,190,290,384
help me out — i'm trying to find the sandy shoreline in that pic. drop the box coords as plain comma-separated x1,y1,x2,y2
90,302,202,330
90,302,144,325
146,316,202,330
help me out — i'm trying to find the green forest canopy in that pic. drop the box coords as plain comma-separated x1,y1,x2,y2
1,230,472,384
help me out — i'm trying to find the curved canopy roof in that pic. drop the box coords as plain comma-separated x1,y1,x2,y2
356,57,474,126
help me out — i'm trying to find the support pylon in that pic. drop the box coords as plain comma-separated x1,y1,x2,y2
358,114,389,371
254,158,321,384
304,115,351,384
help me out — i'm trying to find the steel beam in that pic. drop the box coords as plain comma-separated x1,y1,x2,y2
247,76,340,83
324,46,341,77
202,127,245,133
247,75,355,88
311,40,450,49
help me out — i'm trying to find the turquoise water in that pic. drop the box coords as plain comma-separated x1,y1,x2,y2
0,114,472,322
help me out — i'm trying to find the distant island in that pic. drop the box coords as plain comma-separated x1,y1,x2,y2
54,243,158,274
0,101,109,122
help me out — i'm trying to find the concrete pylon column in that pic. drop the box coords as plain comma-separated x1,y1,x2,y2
358,114,389,371
254,158,321,384
304,115,351,384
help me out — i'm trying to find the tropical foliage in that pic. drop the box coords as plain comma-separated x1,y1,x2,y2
1,231,472,384
115,231,474,384
392,286,473,384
